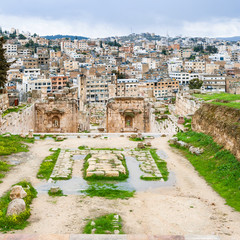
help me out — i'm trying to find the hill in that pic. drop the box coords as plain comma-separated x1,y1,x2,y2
42,35,88,40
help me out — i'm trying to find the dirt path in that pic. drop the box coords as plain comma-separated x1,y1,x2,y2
1,136,239,239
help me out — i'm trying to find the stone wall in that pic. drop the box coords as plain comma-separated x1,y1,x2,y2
0,105,34,134
106,97,151,133
35,99,79,133
192,103,240,161
0,94,9,112
175,92,203,116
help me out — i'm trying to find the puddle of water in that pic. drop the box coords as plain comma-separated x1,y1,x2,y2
36,151,176,195
157,150,168,160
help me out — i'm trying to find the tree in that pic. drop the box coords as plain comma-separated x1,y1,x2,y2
193,45,204,52
189,78,203,89
0,37,11,89
18,34,27,40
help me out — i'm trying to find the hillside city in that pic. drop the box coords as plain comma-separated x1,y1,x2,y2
0,26,240,240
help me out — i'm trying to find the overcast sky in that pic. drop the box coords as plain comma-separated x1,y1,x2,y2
0,0,240,38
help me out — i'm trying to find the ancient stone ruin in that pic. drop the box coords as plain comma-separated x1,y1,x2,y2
106,97,152,133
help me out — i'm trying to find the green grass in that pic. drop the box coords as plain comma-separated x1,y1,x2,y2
170,131,240,211
37,149,61,180
194,93,240,109
0,181,37,232
90,148,123,151
83,213,124,234
0,134,34,156
149,149,169,181
81,183,135,199
48,189,65,197
78,146,88,150
2,104,27,117
129,137,144,142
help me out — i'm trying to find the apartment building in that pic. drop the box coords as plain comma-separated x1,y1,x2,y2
51,76,69,92
200,75,226,92
24,68,41,78
29,78,52,92
184,60,206,72
86,75,113,103
143,78,179,99
23,58,38,69
3,44,18,57
116,79,139,97
64,60,79,71
169,72,199,85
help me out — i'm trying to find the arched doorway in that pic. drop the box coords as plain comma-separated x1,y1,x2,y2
125,115,133,128
52,116,60,128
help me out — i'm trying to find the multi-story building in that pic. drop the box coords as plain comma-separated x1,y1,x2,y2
116,79,139,97
23,58,38,69
51,76,69,92
200,74,226,92
28,78,52,93
184,60,206,72
169,72,199,85
3,44,18,57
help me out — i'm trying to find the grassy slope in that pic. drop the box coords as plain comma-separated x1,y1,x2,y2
170,131,240,211
194,93,240,109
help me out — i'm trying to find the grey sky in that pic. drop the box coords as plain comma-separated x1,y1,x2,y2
0,0,240,38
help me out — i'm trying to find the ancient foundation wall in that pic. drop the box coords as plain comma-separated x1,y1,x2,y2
192,103,240,161
0,94,9,112
175,93,202,116
0,104,35,134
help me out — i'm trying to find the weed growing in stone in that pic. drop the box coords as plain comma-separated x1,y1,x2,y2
149,149,169,181
83,213,124,234
129,137,144,142
48,189,65,197
81,183,135,199
0,181,37,232
37,149,61,180
171,130,240,211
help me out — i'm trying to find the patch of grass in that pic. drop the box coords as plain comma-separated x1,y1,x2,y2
48,189,65,197
81,183,135,199
37,149,61,180
83,213,124,234
78,146,88,150
149,149,169,181
0,181,37,232
140,175,161,181
0,134,34,156
0,161,12,182
194,93,240,109
129,137,144,142
170,131,240,211
2,104,27,117
90,148,123,151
